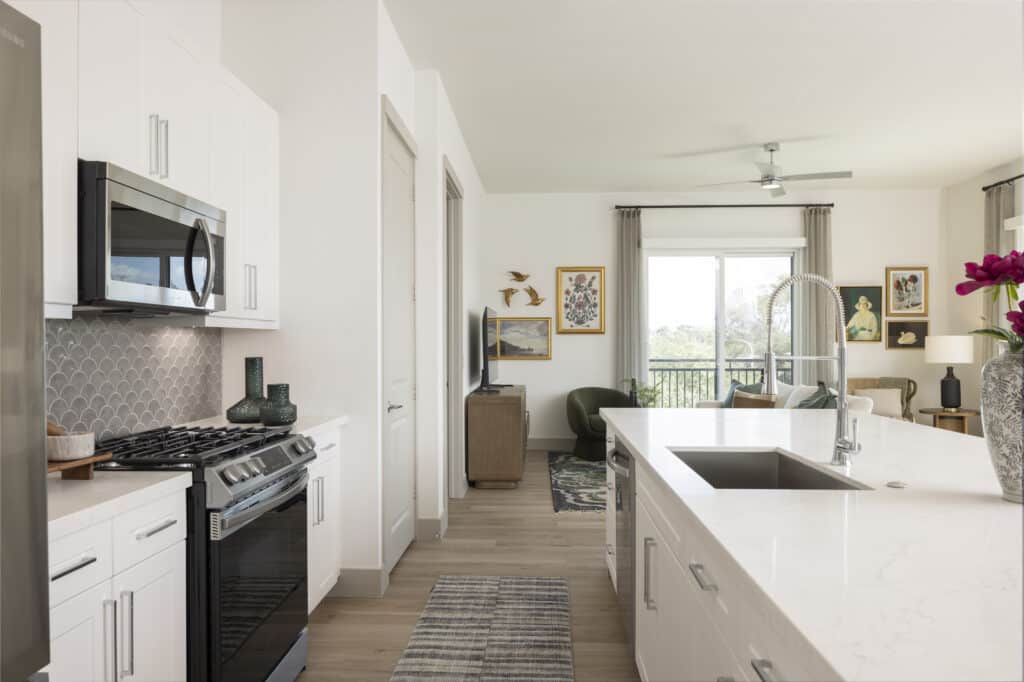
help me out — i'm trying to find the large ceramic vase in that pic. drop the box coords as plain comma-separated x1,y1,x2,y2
226,357,269,423
261,383,297,426
980,349,1023,503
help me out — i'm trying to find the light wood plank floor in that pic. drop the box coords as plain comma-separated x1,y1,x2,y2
302,450,639,681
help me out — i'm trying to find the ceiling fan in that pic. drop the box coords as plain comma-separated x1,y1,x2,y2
696,142,852,197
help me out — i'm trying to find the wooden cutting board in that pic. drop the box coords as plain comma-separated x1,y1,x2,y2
47,451,112,480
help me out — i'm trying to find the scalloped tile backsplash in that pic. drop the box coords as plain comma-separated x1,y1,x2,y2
45,317,221,441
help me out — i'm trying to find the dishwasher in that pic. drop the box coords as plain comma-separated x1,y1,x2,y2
607,444,635,653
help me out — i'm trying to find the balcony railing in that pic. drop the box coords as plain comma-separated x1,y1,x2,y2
647,358,794,408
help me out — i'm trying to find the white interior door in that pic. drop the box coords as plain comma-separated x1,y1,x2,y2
382,118,416,573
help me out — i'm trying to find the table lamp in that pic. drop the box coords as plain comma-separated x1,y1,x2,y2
924,336,975,410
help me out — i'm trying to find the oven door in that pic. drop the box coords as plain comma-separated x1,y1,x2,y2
209,471,308,682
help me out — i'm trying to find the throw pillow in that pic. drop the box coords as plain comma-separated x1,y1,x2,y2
796,382,838,409
854,387,903,419
773,381,795,409
732,390,775,409
724,381,763,408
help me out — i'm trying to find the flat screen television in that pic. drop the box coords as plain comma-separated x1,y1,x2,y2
480,306,500,391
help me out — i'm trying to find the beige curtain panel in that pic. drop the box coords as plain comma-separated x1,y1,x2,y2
616,208,645,388
982,183,1016,363
796,206,834,386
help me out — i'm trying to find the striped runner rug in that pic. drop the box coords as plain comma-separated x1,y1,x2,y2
390,575,574,682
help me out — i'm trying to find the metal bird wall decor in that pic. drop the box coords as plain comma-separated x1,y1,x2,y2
525,285,545,306
499,288,518,307
507,271,530,282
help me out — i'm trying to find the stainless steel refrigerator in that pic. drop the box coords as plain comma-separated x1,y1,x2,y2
0,1,49,678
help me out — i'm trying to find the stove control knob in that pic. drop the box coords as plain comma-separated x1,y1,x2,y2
222,467,242,485
292,440,310,455
244,460,262,476
305,436,317,449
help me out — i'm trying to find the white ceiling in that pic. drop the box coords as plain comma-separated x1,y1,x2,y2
385,0,1023,193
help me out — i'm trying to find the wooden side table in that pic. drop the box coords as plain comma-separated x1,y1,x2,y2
919,408,979,434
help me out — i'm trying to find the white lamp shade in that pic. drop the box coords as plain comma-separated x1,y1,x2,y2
924,335,975,364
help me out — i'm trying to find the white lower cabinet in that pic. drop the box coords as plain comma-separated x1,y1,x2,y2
605,460,616,589
111,542,187,682
306,426,342,613
46,491,187,682
46,581,111,682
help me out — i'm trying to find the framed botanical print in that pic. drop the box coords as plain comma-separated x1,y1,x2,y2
556,266,605,333
492,317,552,360
885,267,929,317
839,286,883,342
886,320,928,349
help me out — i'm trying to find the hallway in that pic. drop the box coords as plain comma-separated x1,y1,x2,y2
302,451,638,681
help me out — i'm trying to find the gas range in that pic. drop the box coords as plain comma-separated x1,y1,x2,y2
96,425,317,509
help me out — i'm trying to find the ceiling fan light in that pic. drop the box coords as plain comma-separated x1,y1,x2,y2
761,179,781,190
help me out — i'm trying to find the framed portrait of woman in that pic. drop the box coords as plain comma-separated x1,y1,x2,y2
839,286,883,342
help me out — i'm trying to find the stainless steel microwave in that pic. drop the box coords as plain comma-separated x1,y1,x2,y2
78,160,226,314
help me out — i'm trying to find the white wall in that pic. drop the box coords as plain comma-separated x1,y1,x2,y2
414,71,485,514
219,0,417,594
479,189,952,440
941,158,1024,432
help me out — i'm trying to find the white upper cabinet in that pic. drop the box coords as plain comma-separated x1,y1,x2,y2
8,0,80,318
57,0,279,327
78,0,146,175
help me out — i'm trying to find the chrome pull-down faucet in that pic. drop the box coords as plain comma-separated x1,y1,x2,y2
762,273,862,466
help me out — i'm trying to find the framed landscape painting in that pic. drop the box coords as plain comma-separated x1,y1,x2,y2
839,286,882,342
556,266,605,334
885,267,929,317
495,317,552,360
886,320,928,350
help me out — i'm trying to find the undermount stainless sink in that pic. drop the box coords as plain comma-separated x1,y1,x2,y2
673,450,870,491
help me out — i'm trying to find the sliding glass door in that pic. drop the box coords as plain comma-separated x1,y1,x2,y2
647,253,793,407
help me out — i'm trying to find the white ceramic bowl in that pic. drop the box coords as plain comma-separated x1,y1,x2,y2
47,432,95,462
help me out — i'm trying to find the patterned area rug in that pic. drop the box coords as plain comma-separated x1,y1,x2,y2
390,575,574,682
547,452,605,512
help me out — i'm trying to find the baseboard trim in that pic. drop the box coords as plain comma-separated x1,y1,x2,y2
528,437,574,452
416,516,447,542
332,567,389,598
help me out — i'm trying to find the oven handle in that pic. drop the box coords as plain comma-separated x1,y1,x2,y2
184,217,216,308
213,471,308,541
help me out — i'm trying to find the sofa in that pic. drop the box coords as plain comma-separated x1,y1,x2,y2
566,387,634,461
696,381,875,414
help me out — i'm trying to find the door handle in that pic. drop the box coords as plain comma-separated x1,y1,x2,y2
387,402,404,413
148,114,160,175
103,599,117,682
606,450,630,478
318,476,325,524
120,590,135,677
643,537,657,610
689,562,718,592
158,118,169,178
185,218,216,308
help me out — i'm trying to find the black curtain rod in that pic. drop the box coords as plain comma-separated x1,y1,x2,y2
981,173,1024,193
614,203,835,209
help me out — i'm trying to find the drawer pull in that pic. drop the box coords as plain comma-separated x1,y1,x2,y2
319,442,337,452
103,599,117,682
751,658,781,682
50,555,97,582
717,678,735,682
689,562,718,592
136,518,177,540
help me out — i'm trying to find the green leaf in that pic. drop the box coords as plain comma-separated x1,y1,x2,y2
970,328,1014,342
992,286,1003,303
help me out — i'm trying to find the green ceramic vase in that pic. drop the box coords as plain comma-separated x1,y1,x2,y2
226,357,269,423
261,383,297,426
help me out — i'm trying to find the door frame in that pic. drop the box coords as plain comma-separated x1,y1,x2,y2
380,94,418,574
443,157,468,503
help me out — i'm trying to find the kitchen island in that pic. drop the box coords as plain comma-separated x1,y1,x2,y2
601,408,1022,682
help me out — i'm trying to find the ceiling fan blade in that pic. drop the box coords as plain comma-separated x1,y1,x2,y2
661,135,828,159
777,171,853,182
770,185,787,198
694,179,761,188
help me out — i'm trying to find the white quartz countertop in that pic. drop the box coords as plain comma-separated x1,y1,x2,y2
48,470,192,541
183,414,348,434
600,408,1023,682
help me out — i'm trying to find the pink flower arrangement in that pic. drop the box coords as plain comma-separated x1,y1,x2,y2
955,250,1023,352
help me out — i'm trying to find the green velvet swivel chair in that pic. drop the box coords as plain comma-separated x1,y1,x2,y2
566,387,634,461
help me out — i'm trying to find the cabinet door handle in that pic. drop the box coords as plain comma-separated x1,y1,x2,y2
751,658,781,682
136,518,177,540
103,598,117,682
148,114,160,175
159,118,169,178
642,537,657,610
320,442,337,452
689,562,718,592
120,590,135,677
318,476,325,524
50,555,97,582
252,265,258,309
